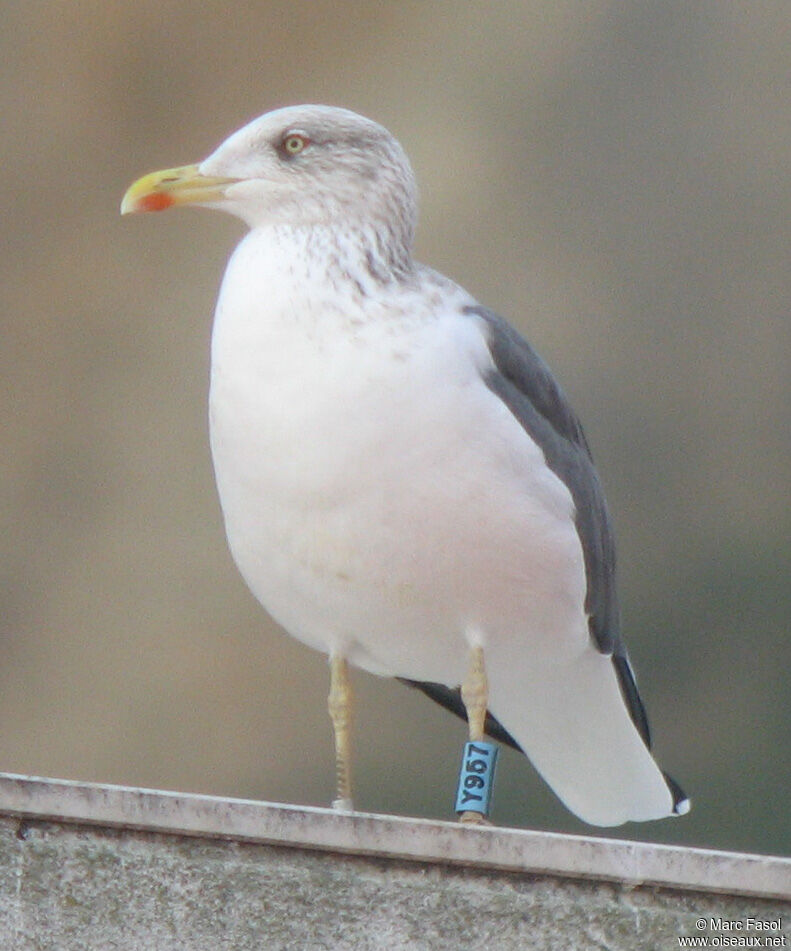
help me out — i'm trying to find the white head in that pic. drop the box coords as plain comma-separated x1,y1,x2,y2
122,105,418,275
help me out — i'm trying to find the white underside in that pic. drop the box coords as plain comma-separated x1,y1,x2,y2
208,226,675,826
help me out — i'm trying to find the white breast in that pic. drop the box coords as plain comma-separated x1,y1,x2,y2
208,226,587,682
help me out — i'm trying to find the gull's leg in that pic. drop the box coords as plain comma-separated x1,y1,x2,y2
459,645,492,825
328,653,354,811
462,645,488,744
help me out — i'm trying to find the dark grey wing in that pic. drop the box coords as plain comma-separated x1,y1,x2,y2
400,303,654,753
404,305,691,811
468,304,652,747
475,306,694,811
470,306,620,649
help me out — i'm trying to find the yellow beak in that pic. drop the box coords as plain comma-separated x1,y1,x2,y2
120,164,240,215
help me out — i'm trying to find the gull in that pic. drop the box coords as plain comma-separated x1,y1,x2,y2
122,105,688,826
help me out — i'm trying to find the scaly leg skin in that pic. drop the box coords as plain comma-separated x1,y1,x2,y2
328,653,354,811
459,645,491,825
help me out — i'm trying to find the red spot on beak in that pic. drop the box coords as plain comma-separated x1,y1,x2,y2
138,192,175,212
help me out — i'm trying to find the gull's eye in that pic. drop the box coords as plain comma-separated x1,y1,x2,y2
281,132,309,156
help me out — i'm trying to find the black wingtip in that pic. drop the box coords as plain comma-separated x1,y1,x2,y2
663,771,691,816
396,678,523,752
612,654,652,748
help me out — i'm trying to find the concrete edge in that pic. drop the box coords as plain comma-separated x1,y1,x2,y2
0,773,788,900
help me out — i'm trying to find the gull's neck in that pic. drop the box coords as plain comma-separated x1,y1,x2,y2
228,221,415,313
213,221,424,357
290,219,415,291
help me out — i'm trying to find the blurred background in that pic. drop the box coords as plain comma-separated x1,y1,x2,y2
1,1,788,857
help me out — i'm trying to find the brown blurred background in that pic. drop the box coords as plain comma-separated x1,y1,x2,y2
1,1,788,856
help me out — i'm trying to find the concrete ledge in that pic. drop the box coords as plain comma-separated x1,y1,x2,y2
0,773,789,950
0,773,787,898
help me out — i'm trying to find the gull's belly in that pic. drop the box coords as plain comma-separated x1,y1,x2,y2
209,337,587,684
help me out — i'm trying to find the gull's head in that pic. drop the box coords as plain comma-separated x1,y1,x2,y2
122,105,418,253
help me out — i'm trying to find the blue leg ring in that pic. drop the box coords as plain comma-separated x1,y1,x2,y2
455,740,499,816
